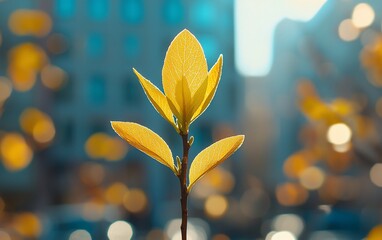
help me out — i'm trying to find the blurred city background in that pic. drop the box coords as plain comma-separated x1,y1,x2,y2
0,0,382,239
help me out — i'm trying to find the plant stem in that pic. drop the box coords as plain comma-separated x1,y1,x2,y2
179,133,189,240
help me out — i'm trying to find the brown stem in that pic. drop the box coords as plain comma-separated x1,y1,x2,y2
179,133,189,240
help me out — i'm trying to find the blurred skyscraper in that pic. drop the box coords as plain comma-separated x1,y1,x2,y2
0,0,243,239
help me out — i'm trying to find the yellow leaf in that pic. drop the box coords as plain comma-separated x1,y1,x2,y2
162,29,208,121
133,68,177,130
175,76,192,126
192,55,223,122
111,121,176,173
188,135,245,191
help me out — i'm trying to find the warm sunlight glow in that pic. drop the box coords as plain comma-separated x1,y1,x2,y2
234,0,326,76
326,123,352,145
332,142,351,153
338,19,360,42
352,3,375,28
107,221,133,240
270,231,296,240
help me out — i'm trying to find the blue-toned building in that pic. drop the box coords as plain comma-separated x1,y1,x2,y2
0,0,244,239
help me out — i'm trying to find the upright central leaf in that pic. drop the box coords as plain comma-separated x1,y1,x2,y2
162,29,208,128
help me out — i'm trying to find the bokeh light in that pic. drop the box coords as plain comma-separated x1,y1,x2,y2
8,9,52,36
276,183,308,206
41,65,67,90
20,108,55,144
191,167,235,199
369,163,382,187
123,188,148,214
367,225,382,240
0,133,33,171
204,194,228,219
8,43,47,91
13,212,42,238
272,214,304,237
69,229,92,240
299,166,325,190
105,182,128,205
338,19,360,42
0,77,12,103
0,230,11,240
85,133,127,161
283,152,312,179
326,123,352,145
269,231,296,240
332,142,351,153
107,221,133,240
352,3,375,28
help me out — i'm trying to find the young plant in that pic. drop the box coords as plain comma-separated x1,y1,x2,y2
111,29,244,240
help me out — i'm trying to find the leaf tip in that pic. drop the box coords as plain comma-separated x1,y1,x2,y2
180,28,191,34
110,121,121,131
235,134,245,147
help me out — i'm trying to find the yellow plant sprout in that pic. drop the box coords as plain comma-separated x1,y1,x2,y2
111,29,244,240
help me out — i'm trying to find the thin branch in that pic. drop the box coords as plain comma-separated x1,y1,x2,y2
179,133,189,240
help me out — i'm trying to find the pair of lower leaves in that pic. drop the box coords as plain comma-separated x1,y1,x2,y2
111,121,244,192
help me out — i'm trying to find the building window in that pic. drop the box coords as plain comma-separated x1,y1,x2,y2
124,35,140,58
55,74,74,102
190,1,216,28
62,120,74,145
199,35,219,63
121,0,144,23
88,0,108,21
163,0,183,25
55,0,75,18
88,75,106,104
123,75,141,105
86,33,104,57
